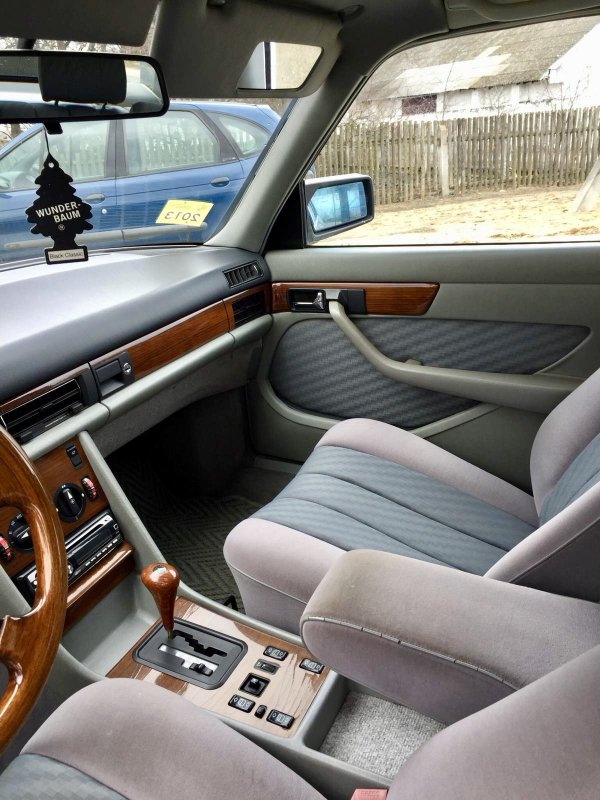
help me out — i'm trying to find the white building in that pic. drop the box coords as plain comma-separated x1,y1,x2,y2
352,17,600,120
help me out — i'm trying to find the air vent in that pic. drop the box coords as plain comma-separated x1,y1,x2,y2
0,379,84,444
231,291,266,327
224,261,264,289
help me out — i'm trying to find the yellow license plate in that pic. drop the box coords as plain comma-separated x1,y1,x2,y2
155,199,213,227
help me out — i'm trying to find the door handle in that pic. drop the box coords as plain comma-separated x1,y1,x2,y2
289,289,326,312
210,177,230,187
84,193,106,203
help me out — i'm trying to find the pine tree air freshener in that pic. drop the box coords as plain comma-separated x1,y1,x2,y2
26,154,93,265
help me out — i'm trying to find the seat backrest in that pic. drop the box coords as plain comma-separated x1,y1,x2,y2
487,366,600,600
530,366,600,517
389,643,600,800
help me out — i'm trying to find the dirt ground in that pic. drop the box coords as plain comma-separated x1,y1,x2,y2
324,185,600,246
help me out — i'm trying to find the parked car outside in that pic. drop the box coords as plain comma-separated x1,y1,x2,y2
0,101,279,262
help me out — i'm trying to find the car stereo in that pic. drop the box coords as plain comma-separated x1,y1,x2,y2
14,511,123,602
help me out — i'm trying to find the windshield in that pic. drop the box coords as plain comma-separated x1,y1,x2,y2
0,40,290,267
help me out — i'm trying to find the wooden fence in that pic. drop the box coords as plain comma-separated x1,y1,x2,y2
315,107,600,205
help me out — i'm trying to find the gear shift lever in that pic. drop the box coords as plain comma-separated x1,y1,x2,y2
141,562,180,639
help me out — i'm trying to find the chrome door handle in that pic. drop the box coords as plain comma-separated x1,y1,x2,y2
84,193,106,203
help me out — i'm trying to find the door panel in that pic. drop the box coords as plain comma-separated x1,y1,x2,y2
250,244,600,491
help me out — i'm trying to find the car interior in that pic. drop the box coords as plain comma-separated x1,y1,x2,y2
1,0,600,798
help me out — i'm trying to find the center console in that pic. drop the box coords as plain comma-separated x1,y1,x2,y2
109,594,328,738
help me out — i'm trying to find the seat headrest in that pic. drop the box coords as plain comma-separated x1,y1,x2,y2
38,55,127,105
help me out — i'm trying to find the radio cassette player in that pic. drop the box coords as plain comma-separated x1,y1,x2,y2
15,511,123,602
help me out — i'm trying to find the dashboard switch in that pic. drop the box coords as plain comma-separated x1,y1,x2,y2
299,658,325,674
81,476,98,501
66,443,83,469
0,536,13,563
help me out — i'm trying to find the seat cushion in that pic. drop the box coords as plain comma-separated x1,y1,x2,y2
6,679,324,800
225,419,537,632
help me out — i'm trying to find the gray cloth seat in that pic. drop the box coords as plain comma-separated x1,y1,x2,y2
225,367,600,632
4,651,600,799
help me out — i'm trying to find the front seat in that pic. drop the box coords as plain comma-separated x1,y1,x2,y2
3,647,600,799
225,367,600,631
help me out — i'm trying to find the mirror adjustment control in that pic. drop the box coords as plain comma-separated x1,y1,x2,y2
240,674,269,697
228,695,255,713
267,709,294,730
263,646,288,661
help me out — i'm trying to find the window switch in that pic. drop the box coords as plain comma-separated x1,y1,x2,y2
299,658,324,674
267,709,294,729
263,646,288,661
228,695,255,713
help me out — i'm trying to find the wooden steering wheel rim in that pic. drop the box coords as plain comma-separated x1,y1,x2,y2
0,427,67,752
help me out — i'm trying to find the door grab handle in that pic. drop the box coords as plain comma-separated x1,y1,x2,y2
328,300,580,414
84,193,106,202
210,177,230,187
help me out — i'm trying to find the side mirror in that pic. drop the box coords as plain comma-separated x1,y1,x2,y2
0,51,168,125
304,174,374,243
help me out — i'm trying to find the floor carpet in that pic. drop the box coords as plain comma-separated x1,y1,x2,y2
320,692,445,778
107,450,292,609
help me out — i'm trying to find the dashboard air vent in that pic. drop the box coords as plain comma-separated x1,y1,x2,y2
231,291,266,327
224,261,264,288
1,379,84,444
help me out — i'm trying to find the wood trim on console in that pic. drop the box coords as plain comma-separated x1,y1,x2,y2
64,543,134,633
108,597,328,738
272,282,439,315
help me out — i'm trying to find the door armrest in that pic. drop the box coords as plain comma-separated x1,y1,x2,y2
300,550,600,723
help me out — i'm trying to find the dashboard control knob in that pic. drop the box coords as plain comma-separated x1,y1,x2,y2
54,483,86,522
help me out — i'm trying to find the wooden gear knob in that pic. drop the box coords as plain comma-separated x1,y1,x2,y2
140,562,180,638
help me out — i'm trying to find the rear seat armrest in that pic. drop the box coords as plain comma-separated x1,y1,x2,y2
300,550,600,724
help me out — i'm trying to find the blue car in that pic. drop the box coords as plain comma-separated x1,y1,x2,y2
0,101,279,261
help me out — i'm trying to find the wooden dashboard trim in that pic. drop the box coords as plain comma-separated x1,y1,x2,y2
0,284,270,413
107,597,328,738
90,299,230,381
0,436,109,579
272,282,439,315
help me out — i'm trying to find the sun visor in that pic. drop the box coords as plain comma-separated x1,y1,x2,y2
1,0,158,46
152,0,343,98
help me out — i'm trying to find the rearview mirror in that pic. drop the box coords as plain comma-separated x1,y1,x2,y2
0,51,168,124
304,175,374,243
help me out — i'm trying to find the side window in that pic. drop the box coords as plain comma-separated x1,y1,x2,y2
311,15,600,245
0,131,43,191
212,113,270,157
50,121,110,182
124,111,220,175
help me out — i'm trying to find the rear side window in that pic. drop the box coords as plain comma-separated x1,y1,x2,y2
124,111,220,175
50,121,110,182
212,113,270,157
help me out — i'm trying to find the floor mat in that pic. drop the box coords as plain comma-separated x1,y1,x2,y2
320,691,445,778
107,451,267,608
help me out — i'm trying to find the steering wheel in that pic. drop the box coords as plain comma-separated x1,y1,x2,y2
0,427,67,751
